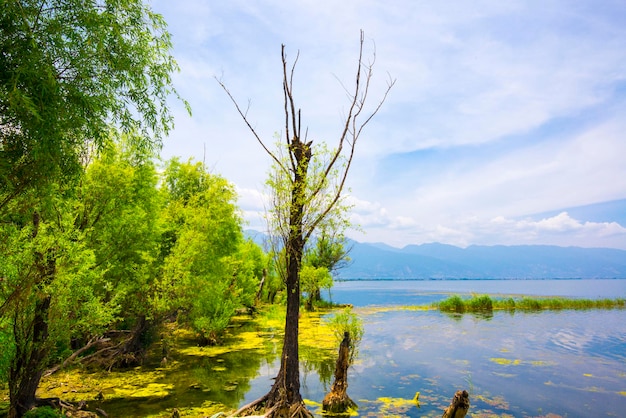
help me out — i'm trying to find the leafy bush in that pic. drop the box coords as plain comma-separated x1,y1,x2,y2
326,307,364,363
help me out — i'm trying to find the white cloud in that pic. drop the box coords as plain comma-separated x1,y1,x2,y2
152,0,626,250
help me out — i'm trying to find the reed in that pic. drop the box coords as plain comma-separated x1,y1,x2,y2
435,295,625,313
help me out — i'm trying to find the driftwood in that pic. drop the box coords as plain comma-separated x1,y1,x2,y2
44,336,111,377
322,331,357,413
442,390,470,418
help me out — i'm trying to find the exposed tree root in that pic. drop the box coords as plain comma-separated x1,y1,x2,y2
30,397,105,417
229,393,313,418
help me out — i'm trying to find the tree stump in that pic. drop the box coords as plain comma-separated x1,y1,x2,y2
442,389,470,418
322,332,357,414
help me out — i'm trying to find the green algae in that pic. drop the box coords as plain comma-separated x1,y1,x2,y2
17,306,343,418
361,396,418,417
489,357,556,367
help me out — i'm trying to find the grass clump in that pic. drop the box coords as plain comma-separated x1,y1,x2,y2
507,297,625,311
436,295,626,314
437,295,467,313
437,295,494,314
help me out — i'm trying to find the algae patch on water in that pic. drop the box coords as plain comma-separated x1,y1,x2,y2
490,357,522,366
489,357,555,367
31,306,348,418
359,396,419,417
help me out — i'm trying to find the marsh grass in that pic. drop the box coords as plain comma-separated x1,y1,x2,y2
436,295,625,313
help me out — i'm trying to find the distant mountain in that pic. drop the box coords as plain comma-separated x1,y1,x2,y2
340,241,626,279
243,230,626,279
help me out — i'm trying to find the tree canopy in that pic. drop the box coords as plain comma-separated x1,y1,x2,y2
0,0,187,210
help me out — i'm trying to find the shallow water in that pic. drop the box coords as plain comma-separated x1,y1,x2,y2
330,278,626,306
244,279,626,416
31,279,626,417
239,307,626,417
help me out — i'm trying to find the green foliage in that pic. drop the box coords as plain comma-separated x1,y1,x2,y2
326,307,364,364
157,158,260,342
227,239,268,308
437,295,467,313
77,138,161,323
23,406,64,418
1,2,184,408
466,295,493,312
0,0,187,210
300,265,332,310
264,142,353,246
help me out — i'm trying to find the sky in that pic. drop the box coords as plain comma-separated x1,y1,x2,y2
150,0,626,250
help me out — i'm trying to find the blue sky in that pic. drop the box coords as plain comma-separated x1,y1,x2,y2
152,0,626,250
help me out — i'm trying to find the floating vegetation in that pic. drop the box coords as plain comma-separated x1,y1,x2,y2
474,393,510,409
490,357,522,366
490,358,555,367
368,396,417,416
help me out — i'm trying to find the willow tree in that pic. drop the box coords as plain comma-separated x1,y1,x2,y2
219,31,394,417
0,1,184,416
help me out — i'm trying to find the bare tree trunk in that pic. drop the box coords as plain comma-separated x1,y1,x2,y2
322,331,357,413
262,140,312,417
220,31,394,418
442,390,470,418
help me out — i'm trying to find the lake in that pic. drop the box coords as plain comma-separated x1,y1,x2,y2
242,279,626,417
36,279,626,417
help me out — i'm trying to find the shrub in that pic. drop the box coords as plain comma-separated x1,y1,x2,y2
326,307,364,364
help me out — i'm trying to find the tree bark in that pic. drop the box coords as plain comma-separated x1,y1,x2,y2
261,140,312,417
322,331,357,413
442,390,470,418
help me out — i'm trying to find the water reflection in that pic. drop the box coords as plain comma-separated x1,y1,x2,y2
342,308,626,417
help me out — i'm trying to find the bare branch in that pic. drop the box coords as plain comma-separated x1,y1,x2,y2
304,30,395,241
215,76,286,173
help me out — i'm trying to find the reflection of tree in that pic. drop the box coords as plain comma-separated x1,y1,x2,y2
472,311,494,321
193,349,269,407
443,312,464,323
300,345,336,391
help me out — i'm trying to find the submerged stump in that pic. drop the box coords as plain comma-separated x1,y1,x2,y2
442,389,470,418
322,332,357,414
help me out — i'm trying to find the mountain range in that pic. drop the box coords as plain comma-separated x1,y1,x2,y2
338,241,626,279
244,230,626,279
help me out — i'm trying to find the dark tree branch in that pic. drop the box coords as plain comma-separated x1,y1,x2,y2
214,76,286,175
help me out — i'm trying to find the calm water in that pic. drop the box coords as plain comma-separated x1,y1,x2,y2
78,279,626,417
243,279,626,417
330,278,626,306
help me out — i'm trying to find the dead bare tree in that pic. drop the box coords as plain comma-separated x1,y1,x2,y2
218,30,394,418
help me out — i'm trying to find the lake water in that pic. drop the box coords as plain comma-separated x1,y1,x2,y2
329,278,626,306
48,279,626,417
243,279,626,417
